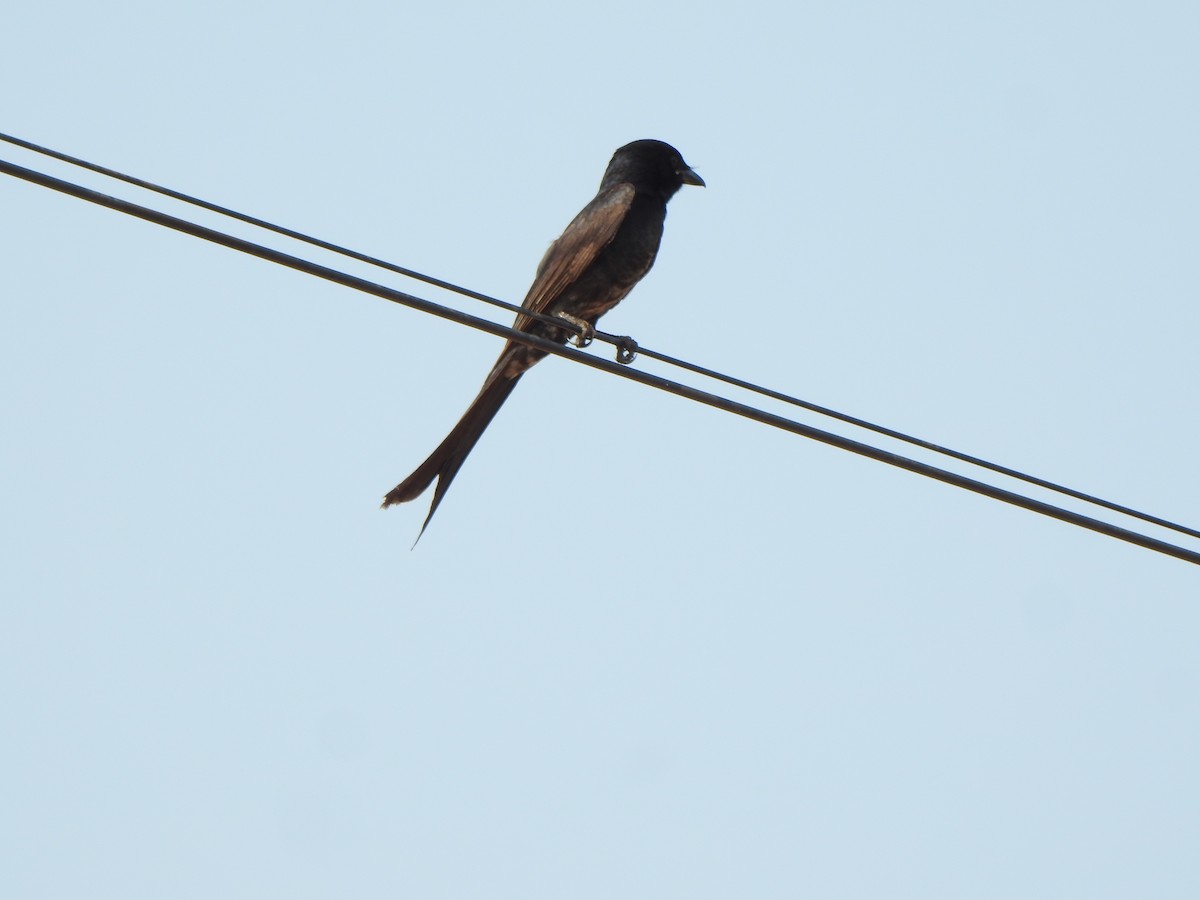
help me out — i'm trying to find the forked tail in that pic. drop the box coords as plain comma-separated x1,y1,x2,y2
382,371,523,541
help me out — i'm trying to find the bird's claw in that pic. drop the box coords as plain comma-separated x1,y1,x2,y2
555,312,594,348
614,336,639,365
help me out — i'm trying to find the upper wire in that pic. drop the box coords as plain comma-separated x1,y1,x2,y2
0,132,586,340
3,148,1199,567
3,131,1192,543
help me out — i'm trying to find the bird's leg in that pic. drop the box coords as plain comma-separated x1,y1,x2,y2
554,312,594,348
614,336,639,365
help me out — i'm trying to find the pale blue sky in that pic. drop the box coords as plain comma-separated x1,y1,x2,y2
3,2,1199,897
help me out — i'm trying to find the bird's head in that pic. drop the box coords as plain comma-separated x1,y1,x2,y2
602,139,705,200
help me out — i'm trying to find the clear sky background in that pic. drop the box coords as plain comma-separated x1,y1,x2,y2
3,1,1199,897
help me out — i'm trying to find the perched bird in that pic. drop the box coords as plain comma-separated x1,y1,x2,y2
383,139,704,538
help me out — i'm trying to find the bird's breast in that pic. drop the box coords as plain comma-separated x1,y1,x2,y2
550,197,667,323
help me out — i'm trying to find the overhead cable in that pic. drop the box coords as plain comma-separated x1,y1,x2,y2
3,131,1191,543
2,153,1197,566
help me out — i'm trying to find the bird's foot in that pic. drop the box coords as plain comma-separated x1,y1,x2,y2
614,336,639,365
555,312,594,348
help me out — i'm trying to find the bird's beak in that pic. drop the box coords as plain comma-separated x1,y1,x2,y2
679,165,705,188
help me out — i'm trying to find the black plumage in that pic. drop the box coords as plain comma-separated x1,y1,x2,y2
383,140,704,538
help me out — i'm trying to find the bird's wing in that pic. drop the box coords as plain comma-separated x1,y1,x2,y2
514,182,635,332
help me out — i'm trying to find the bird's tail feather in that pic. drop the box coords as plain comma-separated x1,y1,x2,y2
381,371,523,540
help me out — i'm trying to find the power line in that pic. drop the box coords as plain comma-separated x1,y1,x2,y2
3,153,1198,566
0,131,587,342
5,131,1193,544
